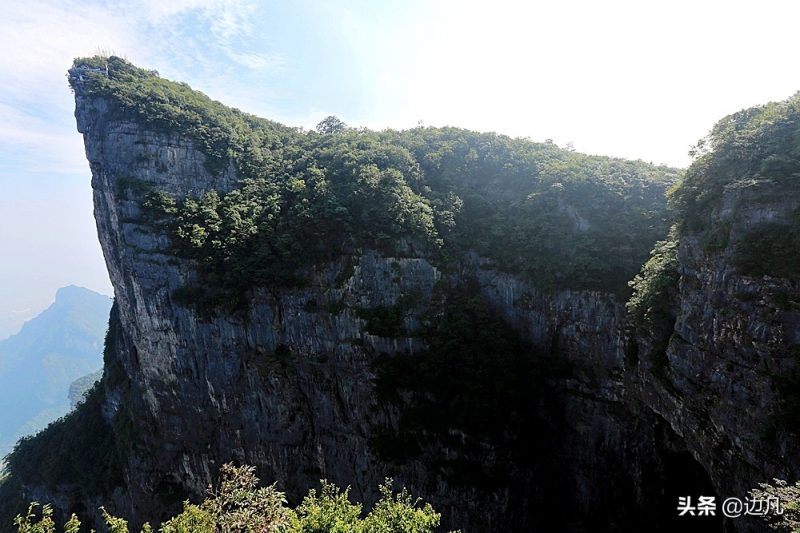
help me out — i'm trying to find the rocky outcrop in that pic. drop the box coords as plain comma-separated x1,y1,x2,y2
631,183,800,531
5,68,796,533
62,86,672,531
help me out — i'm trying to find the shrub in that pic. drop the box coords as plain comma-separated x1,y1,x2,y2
749,479,800,532
12,464,454,533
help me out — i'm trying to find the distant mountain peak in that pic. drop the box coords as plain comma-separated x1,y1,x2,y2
55,285,111,304
0,285,112,458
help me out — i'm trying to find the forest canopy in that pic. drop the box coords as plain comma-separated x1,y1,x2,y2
70,56,679,306
670,91,800,232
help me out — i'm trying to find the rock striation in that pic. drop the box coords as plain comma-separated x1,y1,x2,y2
65,81,665,530
630,183,800,532
1,62,797,533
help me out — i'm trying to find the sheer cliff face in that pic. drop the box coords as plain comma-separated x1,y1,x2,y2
78,92,437,507
634,184,800,514
71,87,661,530
46,65,794,533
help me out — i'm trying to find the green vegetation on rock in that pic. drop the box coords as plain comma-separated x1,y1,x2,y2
671,92,800,233
748,478,800,532
12,464,451,533
628,92,800,370
666,91,800,280
70,56,677,311
626,234,680,379
627,235,680,330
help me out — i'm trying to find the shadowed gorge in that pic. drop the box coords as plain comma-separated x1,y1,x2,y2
0,57,798,532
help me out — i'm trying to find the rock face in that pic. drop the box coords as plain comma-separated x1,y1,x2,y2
69,86,665,531
5,70,797,533
631,184,800,532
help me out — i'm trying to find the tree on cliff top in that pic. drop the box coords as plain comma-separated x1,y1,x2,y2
316,116,348,134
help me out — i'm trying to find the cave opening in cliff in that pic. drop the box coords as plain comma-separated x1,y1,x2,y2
658,449,723,532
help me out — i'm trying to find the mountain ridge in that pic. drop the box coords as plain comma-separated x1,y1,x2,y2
0,57,797,532
0,285,111,458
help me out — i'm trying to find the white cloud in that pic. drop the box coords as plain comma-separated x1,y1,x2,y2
133,0,226,25
0,1,142,181
0,1,138,100
228,51,288,72
0,0,282,176
337,0,800,167
0,0,274,323
0,103,88,175
208,0,258,41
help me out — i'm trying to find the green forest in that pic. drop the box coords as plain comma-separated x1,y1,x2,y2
629,91,800,328
71,56,678,311
5,56,797,532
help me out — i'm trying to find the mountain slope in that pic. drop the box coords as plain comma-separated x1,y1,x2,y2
0,286,112,458
6,57,796,532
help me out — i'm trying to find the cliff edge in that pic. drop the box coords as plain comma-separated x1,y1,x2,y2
2,57,797,533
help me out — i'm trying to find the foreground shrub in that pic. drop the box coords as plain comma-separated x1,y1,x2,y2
13,464,454,533
749,479,800,532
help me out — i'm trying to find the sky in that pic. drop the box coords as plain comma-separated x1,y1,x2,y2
1,0,800,339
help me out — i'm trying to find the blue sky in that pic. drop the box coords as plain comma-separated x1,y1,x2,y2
2,0,800,338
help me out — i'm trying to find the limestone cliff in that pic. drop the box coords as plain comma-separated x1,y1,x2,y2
629,184,800,532
1,58,797,533
59,84,649,526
